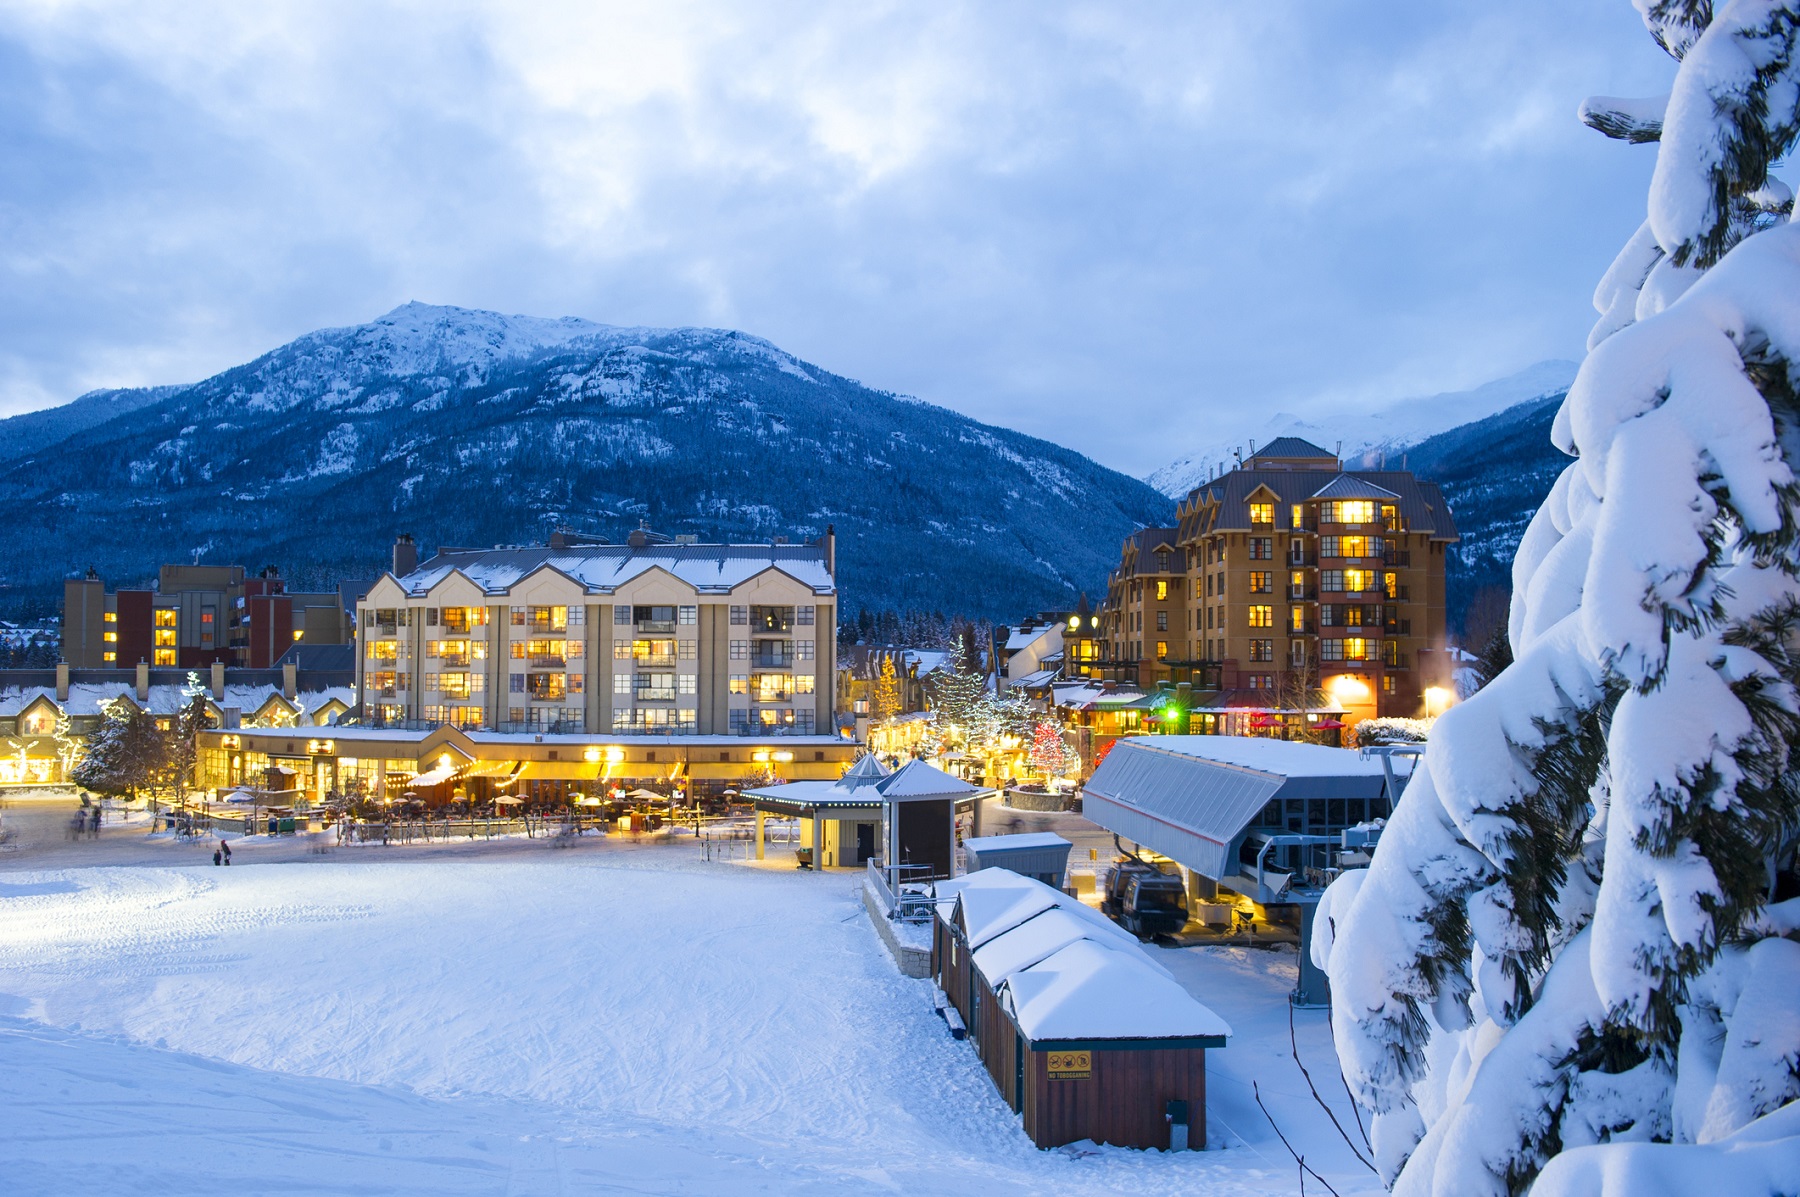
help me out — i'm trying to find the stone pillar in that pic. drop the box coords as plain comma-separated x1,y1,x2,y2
211,659,226,700
282,662,297,700
56,662,70,702
135,660,150,701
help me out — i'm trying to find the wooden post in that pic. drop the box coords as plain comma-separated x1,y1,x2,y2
755,808,765,861
813,809,824,871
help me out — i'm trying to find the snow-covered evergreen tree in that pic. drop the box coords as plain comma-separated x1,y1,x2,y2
1318,5,1800,1194
873,655,902,723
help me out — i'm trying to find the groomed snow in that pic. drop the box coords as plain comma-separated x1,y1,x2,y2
0,844,1379,1194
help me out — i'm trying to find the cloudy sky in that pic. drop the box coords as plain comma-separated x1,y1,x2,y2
1,1,1678,476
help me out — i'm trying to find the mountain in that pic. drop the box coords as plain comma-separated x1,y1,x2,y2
1146,359,1580,498
0,384,185,466
1402,389,1571,636
0,303,1173,620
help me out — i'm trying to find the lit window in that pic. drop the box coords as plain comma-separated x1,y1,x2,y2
1248,571,1272,593
103,631,118,643
1247,605,1274,629
1249,502,1274,524
153,649,176,666
293,630,305,641
103,651,116,663
1155,580,1169,600
153,609,177,627
104,612,117,623
1155,641,1168,659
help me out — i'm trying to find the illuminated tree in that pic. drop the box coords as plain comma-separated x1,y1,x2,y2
1027,719,1073,782
873,654,902,722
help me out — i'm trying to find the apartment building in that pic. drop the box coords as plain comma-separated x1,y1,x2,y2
1099,528,1189,688
355,528,837,737
1171,437,1457,725
63,565,357,669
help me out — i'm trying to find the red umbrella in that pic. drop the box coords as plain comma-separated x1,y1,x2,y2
1315,718,1346,729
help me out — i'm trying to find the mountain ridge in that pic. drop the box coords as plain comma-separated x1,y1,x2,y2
1146,359,1580,498
0,303,1173,620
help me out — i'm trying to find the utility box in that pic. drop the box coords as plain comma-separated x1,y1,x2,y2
962,832,1074,888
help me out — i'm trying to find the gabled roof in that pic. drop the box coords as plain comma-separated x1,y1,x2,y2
874,758,980,799
1250,436,1336,461
396,542,834,598
1311,474,1402,501
833,753,890,791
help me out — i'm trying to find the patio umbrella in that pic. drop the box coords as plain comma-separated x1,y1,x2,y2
493,796,523,806
627,788,665,802
222,790,257,805
576,796,603,806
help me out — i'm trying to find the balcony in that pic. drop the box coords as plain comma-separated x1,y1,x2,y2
1384,619,1413,636
1287,585,1317,601
1287,621,1317,635
633,685,678,703
1288,551,1317,567
1384,585,1412,602
752,650,794,669
1383,550,1412,567
636,619,675,635
528,654,568,668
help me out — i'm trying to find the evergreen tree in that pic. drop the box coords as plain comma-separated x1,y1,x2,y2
170,673,214,806
1321,7,1800,1194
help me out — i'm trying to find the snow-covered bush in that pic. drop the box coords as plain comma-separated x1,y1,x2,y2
1354,717,1432,748
1319,4,1800,1194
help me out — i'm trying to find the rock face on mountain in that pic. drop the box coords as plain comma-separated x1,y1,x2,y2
0,303,1173,619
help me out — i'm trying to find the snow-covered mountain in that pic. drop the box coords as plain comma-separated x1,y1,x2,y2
0,303,1172,618
1146,359,1580,498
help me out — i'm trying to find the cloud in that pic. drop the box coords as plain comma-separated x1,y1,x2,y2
0,0,1675,475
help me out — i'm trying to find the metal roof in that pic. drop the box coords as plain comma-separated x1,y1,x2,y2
1248,436,1337,461
1081,736,1389,880
1310,474,1403,501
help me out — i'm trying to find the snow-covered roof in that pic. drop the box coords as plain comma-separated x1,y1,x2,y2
1137,736,1386,777
1051,682,1147,709
1004,624,1059,652
874,759,981,799
0,683,192,718
1011,668,1059,688
1004,938,1231,1043
1248,436,1336,462
945,869,1229,1045
835,754,890,790
398,542,833,598
963,832,1072,853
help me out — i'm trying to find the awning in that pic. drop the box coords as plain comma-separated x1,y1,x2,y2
515,762,602,781
460,761,520,780
407,764,460,788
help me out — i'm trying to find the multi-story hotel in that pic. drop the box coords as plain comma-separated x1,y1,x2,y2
1090,437,1458,733
1099,527,1188,688
63,564,356,669
195,529,857,804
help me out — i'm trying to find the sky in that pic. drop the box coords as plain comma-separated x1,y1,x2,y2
0,1,1680,477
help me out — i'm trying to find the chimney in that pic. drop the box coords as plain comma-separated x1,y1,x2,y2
211,659,226,700
56,662,70,702
821,524,836,575
282,662,298,701
392,533,418,577
135,660,150,701
627,528,648,549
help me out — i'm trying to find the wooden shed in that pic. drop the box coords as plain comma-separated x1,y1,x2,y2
931,869,1230,1150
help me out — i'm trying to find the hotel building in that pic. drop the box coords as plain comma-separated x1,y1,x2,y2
195,529,857,802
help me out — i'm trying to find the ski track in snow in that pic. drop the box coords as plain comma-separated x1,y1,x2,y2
0,853,1374,1195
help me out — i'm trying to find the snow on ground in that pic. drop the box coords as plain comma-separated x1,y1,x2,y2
0,837,1378,1195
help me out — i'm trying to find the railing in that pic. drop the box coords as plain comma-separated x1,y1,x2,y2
636,620,675,634
528,654,568,668
1288,551,1317,566
1385,585,1411,602
1384,619,1413,636
493,718,586,734
866,857,942,921
1288,621,1317,635
752,652,794,669
1383,551,1412,567
633,687,678,702
1287,585,1317,600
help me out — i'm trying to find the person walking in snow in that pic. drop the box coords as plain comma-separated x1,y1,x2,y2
221,840,232,865
212,847,221,866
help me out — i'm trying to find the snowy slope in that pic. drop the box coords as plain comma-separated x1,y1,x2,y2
1146,359,1579,498
0,303,1172,618
0,848,1378,1196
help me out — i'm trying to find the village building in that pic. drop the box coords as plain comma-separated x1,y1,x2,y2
193,529,859,804
931,868,1230,1150
63,563,363,669
0,659,354,786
